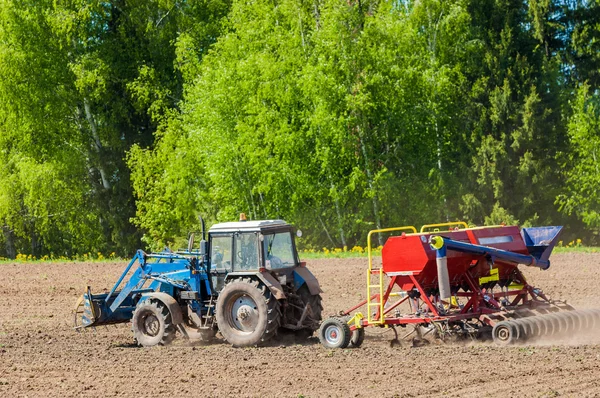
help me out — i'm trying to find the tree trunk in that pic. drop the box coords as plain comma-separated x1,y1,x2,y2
358,129,383,247
331,182,347,248
83,98,111,190
2,225,16,259
317,213,336,247
435,118,449,221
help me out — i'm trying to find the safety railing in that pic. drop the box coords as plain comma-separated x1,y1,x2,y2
419,221,468,233
366,226,417,324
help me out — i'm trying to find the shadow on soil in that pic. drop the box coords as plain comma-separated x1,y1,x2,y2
112,330,320,349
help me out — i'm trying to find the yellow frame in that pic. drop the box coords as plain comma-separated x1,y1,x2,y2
366,226,417,324
419,221,468,233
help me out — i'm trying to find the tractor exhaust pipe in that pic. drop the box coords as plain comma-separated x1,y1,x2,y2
199,215,206,241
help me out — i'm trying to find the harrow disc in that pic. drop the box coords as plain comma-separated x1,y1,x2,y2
492,321,518,345
492,309,600,345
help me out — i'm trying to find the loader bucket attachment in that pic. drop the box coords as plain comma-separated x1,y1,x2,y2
520,226,563,263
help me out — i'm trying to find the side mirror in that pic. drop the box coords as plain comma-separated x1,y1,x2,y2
187,233,195,252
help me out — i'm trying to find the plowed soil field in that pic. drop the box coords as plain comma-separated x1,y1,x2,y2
2,253,600,397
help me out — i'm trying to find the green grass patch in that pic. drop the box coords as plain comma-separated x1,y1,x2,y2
299,251,372,259
553,246,600,253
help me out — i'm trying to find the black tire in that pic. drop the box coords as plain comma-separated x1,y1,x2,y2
340,315,365,348
296,285,323,334
349,327,365,348
492,321,517,346
216,278,281,347
132,300,176,347
318,317,351,349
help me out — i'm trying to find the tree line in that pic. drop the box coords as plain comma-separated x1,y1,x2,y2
0,0,599,258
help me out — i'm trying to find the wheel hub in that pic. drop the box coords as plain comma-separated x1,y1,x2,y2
143,314,160,337
496,326,509,341
325,325,342,345
231,295,259,332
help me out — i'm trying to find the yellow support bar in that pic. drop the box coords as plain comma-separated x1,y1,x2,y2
479,267,500,284
347,312,364,329
420,221,468,233
366,225,417,324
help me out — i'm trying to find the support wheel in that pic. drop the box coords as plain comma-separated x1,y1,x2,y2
216,278,281,347
132,300,176,347
349,327,365,348
340,315,365,348
318,317,351,349
492,321,517,346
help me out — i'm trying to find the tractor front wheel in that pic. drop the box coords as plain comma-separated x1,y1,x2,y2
132,300,176,347
216,278,281,347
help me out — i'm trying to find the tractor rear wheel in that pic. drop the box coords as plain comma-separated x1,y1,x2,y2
132,300,176,347
216,278,281,347
297,285,323,335
318,317,351,349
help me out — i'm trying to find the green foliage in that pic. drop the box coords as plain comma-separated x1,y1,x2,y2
1,0,600,256
557,83,600,230
0,0,229,257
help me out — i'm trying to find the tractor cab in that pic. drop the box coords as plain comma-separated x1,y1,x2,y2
208,219,301,291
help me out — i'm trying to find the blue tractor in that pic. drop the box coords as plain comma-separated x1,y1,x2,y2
73,217,323,347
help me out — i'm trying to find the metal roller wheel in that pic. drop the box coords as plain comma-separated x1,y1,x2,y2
520,318,536,341
530,317,544,340
546,313,562,336
492,321,518,346
564,312,579,334
587,309,600,330
586,310,598,330
318,317,351,349
540,316,553,337
513,319,527,341
556,312,570,336
580,310,594,330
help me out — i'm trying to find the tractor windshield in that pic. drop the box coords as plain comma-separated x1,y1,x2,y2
263,232,296,269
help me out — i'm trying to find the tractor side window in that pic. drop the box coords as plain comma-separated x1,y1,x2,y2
211,236,232,272
263,232,295,269
234,233,258,271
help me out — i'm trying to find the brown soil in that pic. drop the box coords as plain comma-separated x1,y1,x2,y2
1,253,600,397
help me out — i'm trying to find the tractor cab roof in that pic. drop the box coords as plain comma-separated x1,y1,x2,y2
208,219,291,234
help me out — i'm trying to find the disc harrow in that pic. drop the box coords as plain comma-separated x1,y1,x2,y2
493,309,600,345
